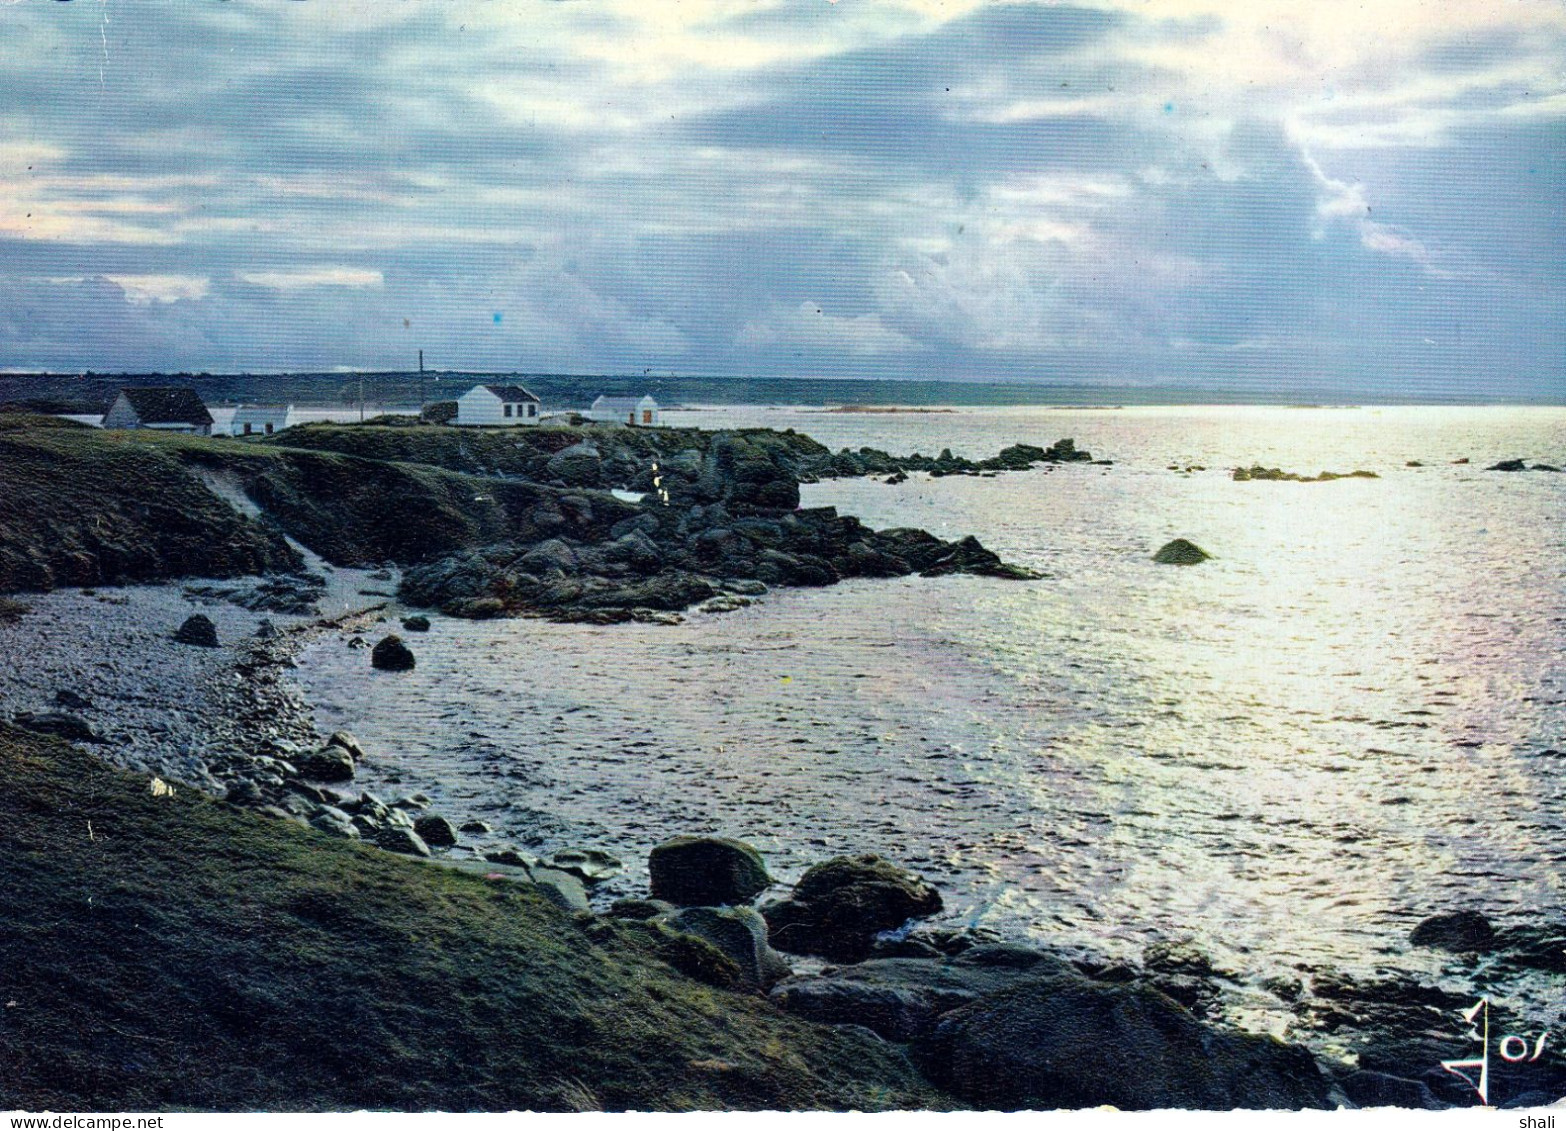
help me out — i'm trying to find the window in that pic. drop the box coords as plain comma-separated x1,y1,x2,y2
265,422,274,434
504,403,513,418
243,422,253,435
642,410,653,424
527,403,536,417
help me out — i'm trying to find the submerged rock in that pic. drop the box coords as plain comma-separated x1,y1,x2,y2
400,614,431,632
648,836,772,907
173,613,219,648
764,854,943,962
1153,538,1211,565
370,634,416,672
1409,910,1496,953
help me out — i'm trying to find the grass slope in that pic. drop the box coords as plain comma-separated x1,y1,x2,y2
0,725,942,1111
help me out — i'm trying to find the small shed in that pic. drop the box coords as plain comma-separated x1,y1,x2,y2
456,384,541,427
231,404,292,437
588,394,660,427
102,387,213,436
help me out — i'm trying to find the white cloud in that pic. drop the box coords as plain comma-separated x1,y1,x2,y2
102,274,210,304
236,267,385,290
737,302,921,356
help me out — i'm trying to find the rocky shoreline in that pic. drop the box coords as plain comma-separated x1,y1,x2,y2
5,580,1564,1109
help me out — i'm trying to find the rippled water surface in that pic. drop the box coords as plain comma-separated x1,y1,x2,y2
299,406,1566,1004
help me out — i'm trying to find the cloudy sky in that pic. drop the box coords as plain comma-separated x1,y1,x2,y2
1,0,1562,396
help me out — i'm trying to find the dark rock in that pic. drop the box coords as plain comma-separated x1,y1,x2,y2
648,836,772,906
1486,459,1529,472
763,854,943,962
1409,911,1496,953
667,906,791,991
309,807,361,840
917,975,1331,1111
13,711,104,744
325,730,366,761
1339,1070,1445,1110
1144,940,1219,976
370,634,416,672
772,953,1075,1042
400,615,431,632
608,899,677,921
550,848,622,885
528,866,590,912
413,815,459,847
1153,538,1211,565
223,780,265,807
295,745,355,783
173,613,219,647
255,619,278,639
52,689,93,710
459,819,493,834
376,827,432,857
484,845,538,868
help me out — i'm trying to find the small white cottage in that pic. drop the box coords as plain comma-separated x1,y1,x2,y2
588,394,660,427
456,384,541,427
231,404,292,437
102,387,213,435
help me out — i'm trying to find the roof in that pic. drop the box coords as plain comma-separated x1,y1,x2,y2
116,387,213,426
476,384,539,403
592,395,657,411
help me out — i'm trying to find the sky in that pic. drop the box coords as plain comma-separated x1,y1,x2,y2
0,0,1562,397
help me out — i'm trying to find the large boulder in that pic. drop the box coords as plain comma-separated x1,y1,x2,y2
667,906,791,992
771,949,1075,1042
545,442,603,488
296,745,355,783
173,613,219,647
763,854,943,962
647,836,772,906
413,815,459,847
370,634,416,672
1409,911,1496,953
917,975,1331,1111
376,827,432,857
527,866,590,912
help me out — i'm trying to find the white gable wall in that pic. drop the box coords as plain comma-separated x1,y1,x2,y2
456,386,538,427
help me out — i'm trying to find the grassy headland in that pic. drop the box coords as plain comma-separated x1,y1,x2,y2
0,724,941,1111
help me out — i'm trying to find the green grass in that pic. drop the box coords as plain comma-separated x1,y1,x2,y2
0,724,943,1111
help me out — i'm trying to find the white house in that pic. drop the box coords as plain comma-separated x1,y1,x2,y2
102,387,213,435
588,394,660,426
231,404,292,437
456,384,541,427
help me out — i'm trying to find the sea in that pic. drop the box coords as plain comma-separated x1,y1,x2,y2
295,404,1566,1030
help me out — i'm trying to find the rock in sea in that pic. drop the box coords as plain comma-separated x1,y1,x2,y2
1153,539,1212,565
763,853,943,962
173,613,219,647
648,835,772,907
370,634,416,671
296,745,356,784
1409,910,1496,953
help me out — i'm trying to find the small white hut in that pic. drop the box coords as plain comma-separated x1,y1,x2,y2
230,404,292,437
588,394,660,426
102,387,213,435
456,384,541,427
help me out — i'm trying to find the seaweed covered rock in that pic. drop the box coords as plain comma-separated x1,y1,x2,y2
370,634,416,672
648,836,773,907
917,975,1331,1111
666,906,791,992
1153,539,1211,565
764,854,943,962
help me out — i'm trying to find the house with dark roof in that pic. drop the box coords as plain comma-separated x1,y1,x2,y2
587,394,660,426
102,387,214,436
455,383,540,427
